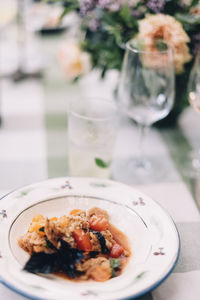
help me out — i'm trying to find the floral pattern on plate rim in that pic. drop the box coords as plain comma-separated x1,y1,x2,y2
0,209,7,219
0,177,180,300
153,248,165,256
132,197,146,206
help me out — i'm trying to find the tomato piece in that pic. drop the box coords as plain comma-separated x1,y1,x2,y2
110,243,124,258
89,215,109,231
73,229,92,251
38,231,46,237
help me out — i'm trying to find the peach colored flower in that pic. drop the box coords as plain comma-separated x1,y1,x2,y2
58,40,91,80
190,4,200,15
137,14,192,73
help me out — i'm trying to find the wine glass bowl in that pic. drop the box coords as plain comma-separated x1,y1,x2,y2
119,41,174,126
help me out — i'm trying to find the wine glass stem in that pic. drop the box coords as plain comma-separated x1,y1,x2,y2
192,148,200,171
137,123,150,167
17,0,27,70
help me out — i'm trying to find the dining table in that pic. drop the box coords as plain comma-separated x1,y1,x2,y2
0,26,200,300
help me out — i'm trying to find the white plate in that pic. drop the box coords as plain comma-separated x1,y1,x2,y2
0,177,180,300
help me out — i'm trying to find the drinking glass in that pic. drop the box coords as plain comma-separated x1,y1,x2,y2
117,41,174,184
185,53,200,176
67,98,118,178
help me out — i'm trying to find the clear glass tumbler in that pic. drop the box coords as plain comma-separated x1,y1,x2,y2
67,97,118,178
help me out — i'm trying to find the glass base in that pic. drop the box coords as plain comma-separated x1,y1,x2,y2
11,69,43,82
112,156,169,185
183,150,200,178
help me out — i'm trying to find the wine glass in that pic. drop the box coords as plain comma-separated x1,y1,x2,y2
0,0,17,126
0,0,17,29
189,53,200,113
186,53,200,175
10,0,44,82
117,41,175,184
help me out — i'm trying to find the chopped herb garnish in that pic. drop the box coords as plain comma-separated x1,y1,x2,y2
45,239,56,250
89,251,99,258
90,230,110,254
24,239,84,278
110,258,121,269
110,258,121,277
94,158,111,169
57,239,84,278
136,271,146,280
24,252,58,274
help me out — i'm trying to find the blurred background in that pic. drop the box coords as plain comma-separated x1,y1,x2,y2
1,3,200,300
0,0,200,201
0,0,118,193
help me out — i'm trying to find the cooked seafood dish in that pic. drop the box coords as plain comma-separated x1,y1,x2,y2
18,207,131,282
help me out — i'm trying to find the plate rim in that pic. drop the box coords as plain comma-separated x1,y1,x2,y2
0,177,181,300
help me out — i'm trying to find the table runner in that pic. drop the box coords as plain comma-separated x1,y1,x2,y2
0,36,200,300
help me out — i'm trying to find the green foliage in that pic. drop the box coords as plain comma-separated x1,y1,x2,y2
52,0,200,126
176,12,200,32
119,4,133,25
82,5,138,77
156,60,194,128
176,13,200,25
59,0,79,19
164,0,184,15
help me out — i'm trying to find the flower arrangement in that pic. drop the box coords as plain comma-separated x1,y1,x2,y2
58,39,91,80
57,0,200,127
